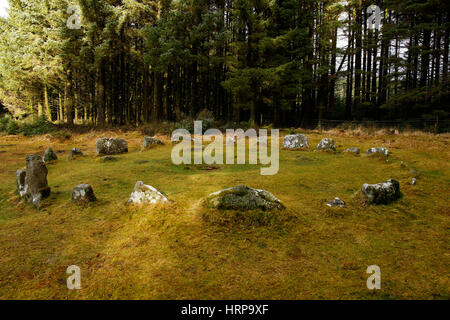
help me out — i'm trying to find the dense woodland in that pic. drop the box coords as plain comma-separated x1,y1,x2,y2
0,0,449,128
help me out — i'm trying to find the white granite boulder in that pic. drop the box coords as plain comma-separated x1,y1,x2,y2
128,181,168,205
283,134,309,149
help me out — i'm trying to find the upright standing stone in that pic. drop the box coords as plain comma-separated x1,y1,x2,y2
43,147,58,162
17,155,51,206
96,138,128,155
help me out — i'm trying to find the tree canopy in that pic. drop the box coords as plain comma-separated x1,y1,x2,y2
0,0,448,127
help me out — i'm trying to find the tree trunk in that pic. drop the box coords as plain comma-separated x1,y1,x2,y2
95,69,105,126
65,73,74,126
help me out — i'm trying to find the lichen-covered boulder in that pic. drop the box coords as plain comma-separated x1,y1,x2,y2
96,138,128,155
68,148,84,160
283,134,309,149
128,181,168,205
366,147,389,158
71,184,96,202
206,185,285,211
344,147,360,155
143,136,164,149
327,197,346,208
43,147,58,162
361,179,401,204
317,138,336,151
17,155,51,206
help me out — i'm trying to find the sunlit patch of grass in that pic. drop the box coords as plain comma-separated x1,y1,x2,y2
200,205,297,227
0,130,448,299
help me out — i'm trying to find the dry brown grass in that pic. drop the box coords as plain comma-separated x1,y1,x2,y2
0,129,448,299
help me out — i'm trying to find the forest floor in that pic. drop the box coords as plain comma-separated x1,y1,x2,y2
0,128,448,299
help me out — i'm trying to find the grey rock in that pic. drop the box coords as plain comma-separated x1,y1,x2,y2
17,155,51,206
68,148,84,160
43,147,58,162
283,134,309,149
96,138,128,155
143,136,164,149
344,147,360,155
366,147,389,158
71,184,96,202
327,197,346,208
411,178,417,186
317,138,336,151
361,179,401,204
206,185,285,211
128,181,169,205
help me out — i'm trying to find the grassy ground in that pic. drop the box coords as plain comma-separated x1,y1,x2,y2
0,128,448,299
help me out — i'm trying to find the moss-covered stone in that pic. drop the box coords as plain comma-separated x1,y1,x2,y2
43,147,58,162
143,136,165,149
206,185,285,211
